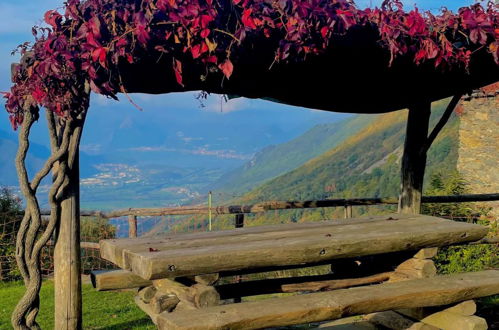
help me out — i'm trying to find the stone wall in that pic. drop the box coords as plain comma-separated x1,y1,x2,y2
457,83,499,218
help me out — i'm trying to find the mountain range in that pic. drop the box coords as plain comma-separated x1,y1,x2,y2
165,98,459,233
0,97,347,210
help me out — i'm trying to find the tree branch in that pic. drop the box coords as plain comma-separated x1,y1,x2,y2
30,120,72,191
423,94,463,153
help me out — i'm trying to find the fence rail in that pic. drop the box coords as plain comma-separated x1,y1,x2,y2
2,193,498,280
34,193,499,219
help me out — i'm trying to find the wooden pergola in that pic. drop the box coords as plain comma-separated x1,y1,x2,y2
5,0,498,328
53,48,497,328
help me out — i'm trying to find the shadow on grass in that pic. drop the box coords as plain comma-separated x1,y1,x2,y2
96,317,153,330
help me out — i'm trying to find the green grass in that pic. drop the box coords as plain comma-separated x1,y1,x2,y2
0,280,154,330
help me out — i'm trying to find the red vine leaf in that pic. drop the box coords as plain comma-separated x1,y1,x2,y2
219,59,234,79
242,9,257,29
32,87,46,103
44,10,62,29
92,47,108,68
173,58,184,87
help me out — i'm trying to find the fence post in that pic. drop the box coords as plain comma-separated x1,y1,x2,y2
344,205,352,219
208,191,212,231
235,214,245,228
128,215,138,238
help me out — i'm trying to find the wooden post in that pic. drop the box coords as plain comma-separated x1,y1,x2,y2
399,102,431,214
344,205,352,219
235,214,245,228
54,151,82,329
208,191,212,231
128,215,138,238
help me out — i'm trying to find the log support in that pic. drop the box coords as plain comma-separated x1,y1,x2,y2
54,137,83,330
134,276,221,319
344,205,353,219
390,248,438,282
399,101,431,214
235,213,244,228
128,215,138,238
91,269,152,291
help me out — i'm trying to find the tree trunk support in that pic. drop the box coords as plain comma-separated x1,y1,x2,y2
128,215,138,238
54,152,82,329
235,214,244,228
398,102,431,214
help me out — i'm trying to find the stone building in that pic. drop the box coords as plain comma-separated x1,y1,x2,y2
457,82,499,218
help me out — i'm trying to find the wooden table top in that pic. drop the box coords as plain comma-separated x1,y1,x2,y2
100,214,487,280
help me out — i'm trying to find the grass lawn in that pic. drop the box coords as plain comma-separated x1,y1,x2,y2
1,280,497,329
0,280,154,330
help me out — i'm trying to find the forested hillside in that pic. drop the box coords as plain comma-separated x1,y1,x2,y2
168,98,460,232
241,99,457,204
210,115,374,198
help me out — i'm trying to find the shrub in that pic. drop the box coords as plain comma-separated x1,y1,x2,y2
0,187,22,281
423,172,498,274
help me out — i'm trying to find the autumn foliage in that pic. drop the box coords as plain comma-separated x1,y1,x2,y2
4,0,499,129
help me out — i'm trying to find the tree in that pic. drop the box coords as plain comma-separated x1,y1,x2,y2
423,172,498,274
0,187,22,281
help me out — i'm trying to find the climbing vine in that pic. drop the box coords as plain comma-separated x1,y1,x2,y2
1,0,498,329
4,0,498,128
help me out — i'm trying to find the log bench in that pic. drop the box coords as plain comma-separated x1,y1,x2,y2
95,214,498,329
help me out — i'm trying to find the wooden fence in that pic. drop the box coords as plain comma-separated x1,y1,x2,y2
36,192,499,239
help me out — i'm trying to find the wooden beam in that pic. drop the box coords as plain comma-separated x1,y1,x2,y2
235,214,245,228
101,216,487,280
100,214,416,269
90,270,152,291
157,270,499,330
421,312,487,330
399,101,431,214
215,272,393,299
33,193,499,218
54,150,82,330
413,248,438,260
128,215,138,238
422,193,499,203
153,278,220,309
344,205,353,219
423,94,463,153
47,240,100,249
364,311,416,329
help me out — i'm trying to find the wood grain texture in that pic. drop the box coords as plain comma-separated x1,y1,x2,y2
421,312,487,330
100,214,410,268
157,270,499,330
398,102,431,215
153,278,220,309
364,311,415,329
413,248,438,260
54,156,82,330
90,270,152,291
215,272,393,299
100,215,487,280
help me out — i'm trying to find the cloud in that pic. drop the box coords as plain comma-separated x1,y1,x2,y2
80,144,102,154
205,96,250,114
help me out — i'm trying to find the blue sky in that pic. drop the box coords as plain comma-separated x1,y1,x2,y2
0,0,477,153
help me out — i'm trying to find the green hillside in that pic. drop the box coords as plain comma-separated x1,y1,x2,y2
234,99,459,226
210,115,375,198
168,98,460,232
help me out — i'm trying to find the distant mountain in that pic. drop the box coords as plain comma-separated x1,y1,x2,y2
209,115,375,199
0,129,49,186
0,99,346,209
0,128,103,187
166,98,459,232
